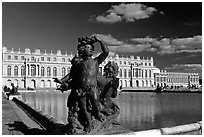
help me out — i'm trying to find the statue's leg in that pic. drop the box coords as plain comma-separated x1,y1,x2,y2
77,95,92,132
89,88,104,122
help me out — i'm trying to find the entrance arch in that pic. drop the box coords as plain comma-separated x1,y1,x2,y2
47,80,51,88
136,80,139,87
14,79,18,87
21,80,25,88
41,80,45,88
31,79,36,89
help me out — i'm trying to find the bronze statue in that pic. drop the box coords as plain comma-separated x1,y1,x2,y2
54,35,120,134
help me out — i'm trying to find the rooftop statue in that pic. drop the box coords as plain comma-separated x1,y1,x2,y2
53,35,120,134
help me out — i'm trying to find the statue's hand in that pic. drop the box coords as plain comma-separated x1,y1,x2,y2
92,35,102,43
53,78,61,84
59,83,69,92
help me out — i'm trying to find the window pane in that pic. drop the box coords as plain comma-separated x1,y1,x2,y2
7,66,11,76
14,66,18,76
8,55,11,60
21,56,25,60
14,56,18,60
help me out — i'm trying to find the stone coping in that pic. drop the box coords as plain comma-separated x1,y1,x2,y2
121,121,202,135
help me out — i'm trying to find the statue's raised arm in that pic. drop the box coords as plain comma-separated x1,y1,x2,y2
93,36,109,64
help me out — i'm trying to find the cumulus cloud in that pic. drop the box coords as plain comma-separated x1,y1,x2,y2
95,13,122,24
131,35,202,55
90,3,160,23
95,34,202,56
165,64,202,77
95,34,124,45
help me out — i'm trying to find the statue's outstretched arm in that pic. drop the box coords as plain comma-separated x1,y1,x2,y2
95,37,109,64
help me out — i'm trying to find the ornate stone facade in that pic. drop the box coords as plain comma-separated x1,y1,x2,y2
154,70,200,88
2,47,157,89
2,46,200,89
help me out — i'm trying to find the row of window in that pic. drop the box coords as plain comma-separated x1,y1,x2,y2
120,79,154,87
156,77,199,83
6,55,153,67
119,69,152,78
6,55,70,62
118,61,152,66
6,65,70,77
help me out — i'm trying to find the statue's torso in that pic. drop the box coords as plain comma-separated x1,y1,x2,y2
73,58,99,90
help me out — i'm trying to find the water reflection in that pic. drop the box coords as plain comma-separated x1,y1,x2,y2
21,91,202,131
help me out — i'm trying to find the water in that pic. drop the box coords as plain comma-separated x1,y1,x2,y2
21,90,202,131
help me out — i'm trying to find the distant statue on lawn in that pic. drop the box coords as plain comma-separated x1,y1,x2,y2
53,35,120,134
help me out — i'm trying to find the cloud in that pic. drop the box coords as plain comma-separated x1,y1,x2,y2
90,3,160,24
174,54,200,60
165,64,202,77
95,34,202,56
95,13,122,24
131,35,202,55
95,34,124,45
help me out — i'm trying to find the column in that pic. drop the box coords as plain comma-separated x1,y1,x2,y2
18,65,21,77
27,64,29,76
11,65,14,77
38,65,40,76
36,65,38,76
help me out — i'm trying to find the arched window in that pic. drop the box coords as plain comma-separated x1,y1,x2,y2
47,67,51,76
128,69,131,78
14,66,18,76
21,66,25,76
135,69,138,77
141,70,143,78
67,67,70,74
119,69,122,77
125,80,127,87
136,80,139,87
41,67,45,76
150,80,152,87
142,80,145,87
124,69,127,78
62,67,66,76
146,80,148,87
47,80,51,87
149,70,151,78
31,65,36,76
7,66,11,76
53,67,57,77
145,70,148,78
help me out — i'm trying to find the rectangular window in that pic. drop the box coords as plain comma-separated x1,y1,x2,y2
41,57,44,61
47,57,50,61
62,58,65,62
21,56,25,60
8,55,11,60
14,56,18,60
31,56,35,61
53,57,57,62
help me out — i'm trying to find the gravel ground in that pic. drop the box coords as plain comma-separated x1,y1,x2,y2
2,94,24,135
2,94,45,135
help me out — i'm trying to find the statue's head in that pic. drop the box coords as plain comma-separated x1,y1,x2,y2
103,61,119,78
77,36,96,57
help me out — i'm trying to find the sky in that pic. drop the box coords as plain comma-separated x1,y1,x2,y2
2,2,202,77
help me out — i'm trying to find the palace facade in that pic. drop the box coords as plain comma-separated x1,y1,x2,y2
154,70,200,88
2,46,200,89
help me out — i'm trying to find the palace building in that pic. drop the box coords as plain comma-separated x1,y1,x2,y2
2,46,200,89
154,70,200,88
